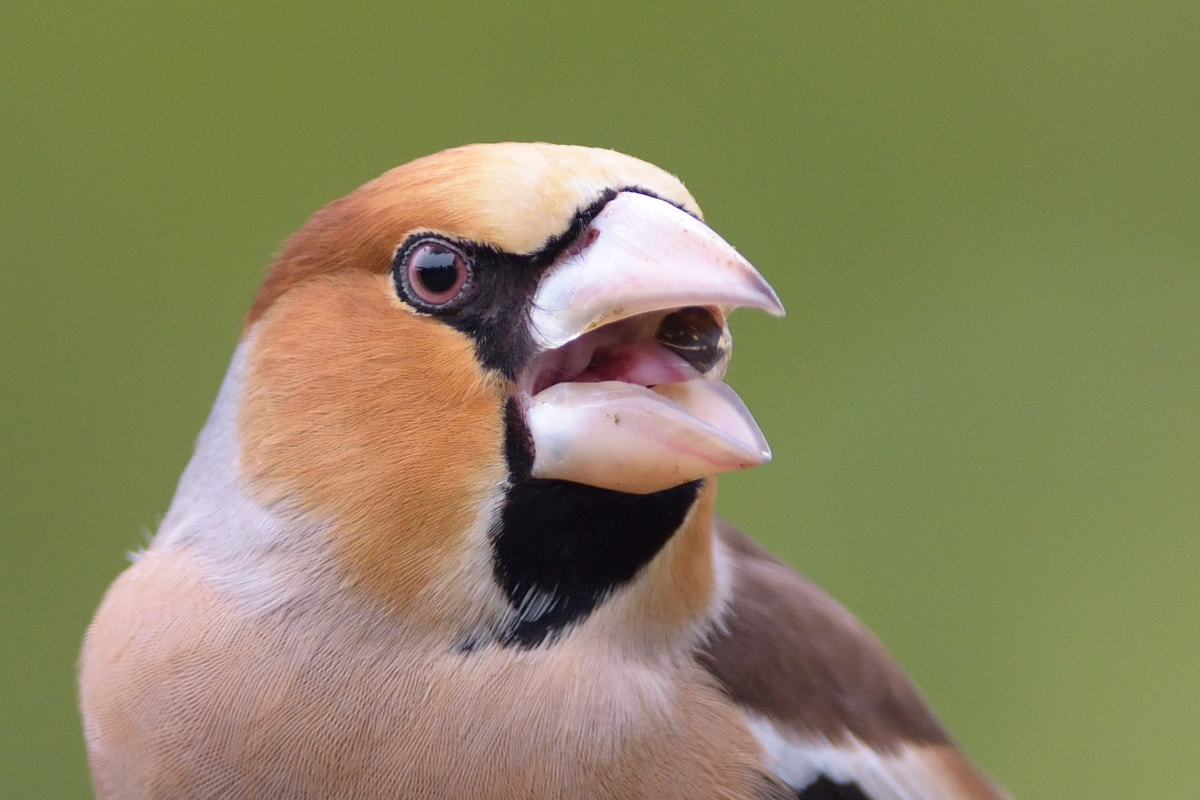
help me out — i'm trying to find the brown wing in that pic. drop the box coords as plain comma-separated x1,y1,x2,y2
700,518,1012,800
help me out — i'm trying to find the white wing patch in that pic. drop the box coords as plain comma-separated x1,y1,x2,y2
744,712,967,800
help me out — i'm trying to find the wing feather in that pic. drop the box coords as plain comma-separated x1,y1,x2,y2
700,518,1011,800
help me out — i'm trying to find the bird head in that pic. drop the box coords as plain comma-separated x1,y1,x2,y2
178,143,782,648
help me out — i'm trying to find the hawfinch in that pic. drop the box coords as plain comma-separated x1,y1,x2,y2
81,143,1010,800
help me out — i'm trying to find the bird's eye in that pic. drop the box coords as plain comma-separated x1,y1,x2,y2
400,240,471,307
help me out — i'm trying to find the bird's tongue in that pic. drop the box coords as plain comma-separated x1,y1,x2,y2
526,348,770,495
572,339,699,386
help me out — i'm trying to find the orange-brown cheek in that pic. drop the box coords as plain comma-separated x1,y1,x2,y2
646,479,718,628
240,272,508,610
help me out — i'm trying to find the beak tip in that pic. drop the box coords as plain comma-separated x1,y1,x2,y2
757,287,786,318
742,268,784,318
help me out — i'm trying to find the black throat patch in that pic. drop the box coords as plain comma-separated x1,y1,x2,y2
490,472,701,648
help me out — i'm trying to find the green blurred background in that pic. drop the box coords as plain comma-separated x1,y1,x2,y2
3,2,1197,797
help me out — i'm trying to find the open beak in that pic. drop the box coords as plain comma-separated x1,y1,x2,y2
520,191,784,495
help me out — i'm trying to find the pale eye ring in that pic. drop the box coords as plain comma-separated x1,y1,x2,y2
401,239,472,307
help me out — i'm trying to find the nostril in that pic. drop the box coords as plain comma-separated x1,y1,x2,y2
564,225,601,259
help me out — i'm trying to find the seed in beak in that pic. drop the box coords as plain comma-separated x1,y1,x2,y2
655,307,730,376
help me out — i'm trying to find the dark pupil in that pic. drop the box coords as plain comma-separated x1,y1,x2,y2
415,249,459,294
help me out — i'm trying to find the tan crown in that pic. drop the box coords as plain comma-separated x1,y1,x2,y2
247,143,700,327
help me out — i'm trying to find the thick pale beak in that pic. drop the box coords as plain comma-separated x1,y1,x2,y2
522,191,784,495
